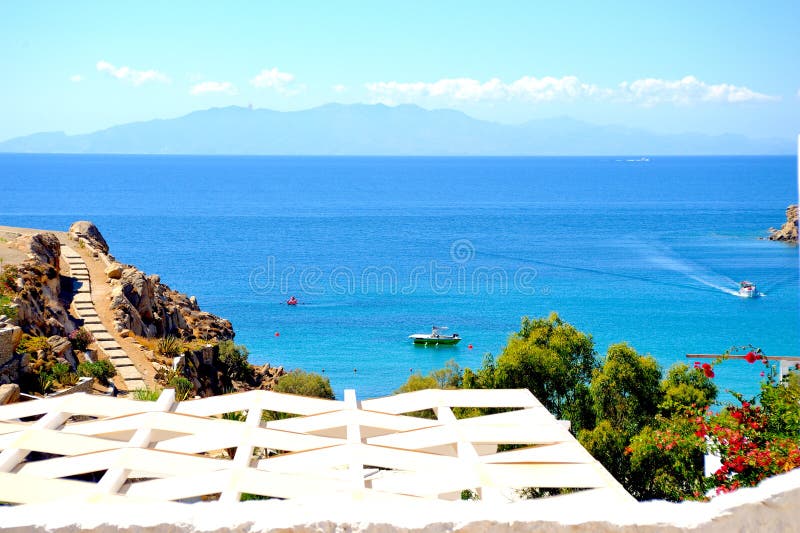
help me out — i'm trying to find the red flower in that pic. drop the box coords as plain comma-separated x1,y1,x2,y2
702,363,711,370
694,361,701,368
704,367,715,378
745,351,757,364
760,371,765,377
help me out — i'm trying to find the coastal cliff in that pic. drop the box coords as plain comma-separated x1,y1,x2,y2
1,222,284,398
768,205,798,243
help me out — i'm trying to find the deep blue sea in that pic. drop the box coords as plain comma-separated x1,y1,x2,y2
1,154,798,400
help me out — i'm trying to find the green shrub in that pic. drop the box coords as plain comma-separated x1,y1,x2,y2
37,372,55,394
16,334,51,355
132,388,162,401
218,340,254,381
168,375,193,401
69,327,94,352
78,359,116,384
0,294,17,321
50,362,78,387
273,370,334,399
0,265,19,296
156,336,184,358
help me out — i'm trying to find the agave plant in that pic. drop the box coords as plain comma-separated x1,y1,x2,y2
155,336,184,358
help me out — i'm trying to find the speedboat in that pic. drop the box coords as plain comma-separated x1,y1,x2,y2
287,296,298,306
409,326,461,346
738,281,758,298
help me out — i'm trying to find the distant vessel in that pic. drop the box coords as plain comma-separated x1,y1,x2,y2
625,157,650,162
287,296,298,305
738,281,758,298
409,326,461,346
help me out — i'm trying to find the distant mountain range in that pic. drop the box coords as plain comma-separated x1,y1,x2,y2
0,104,792,155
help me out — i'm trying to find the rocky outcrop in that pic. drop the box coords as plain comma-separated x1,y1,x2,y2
151,343,285,397
769,205,798,243
109,267,234,341
69,220,109,254
4,233,73,337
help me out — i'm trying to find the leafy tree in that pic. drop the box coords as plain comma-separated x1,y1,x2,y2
627,416,707,501
492,313,597,432
273,370,334,399
760,371,800,438
589,342,661,433
395,372,438,393
579,420,630,486
580,342,665,499
430,359,463,389
659,363,717,416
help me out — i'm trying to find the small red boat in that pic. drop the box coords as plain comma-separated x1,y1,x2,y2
287,296,298,306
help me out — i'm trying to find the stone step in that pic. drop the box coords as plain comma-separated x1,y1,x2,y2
105,344,126,351
73,294,92,304
78,310,99,318
108,357,134,368
117,365,144,381
123,379,147,391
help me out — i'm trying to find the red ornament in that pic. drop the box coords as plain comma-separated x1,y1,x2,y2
275,332,280,337
745,351,757,364
468,344,473,349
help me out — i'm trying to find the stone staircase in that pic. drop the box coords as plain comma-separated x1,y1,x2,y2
61,245,146,391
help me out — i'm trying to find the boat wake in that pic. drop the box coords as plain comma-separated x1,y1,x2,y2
645,245,740,297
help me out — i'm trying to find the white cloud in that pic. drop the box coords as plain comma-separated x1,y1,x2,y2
365,74,776,106
190,81,237,96
617,75,777,106
332,84,347,93
69,74,83,83
366,76,604,104
96,60,170,86
250,67,304,95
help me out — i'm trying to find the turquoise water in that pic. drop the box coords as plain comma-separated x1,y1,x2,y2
1,154,798,399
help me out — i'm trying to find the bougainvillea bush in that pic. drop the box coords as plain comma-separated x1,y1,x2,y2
687,349,800,496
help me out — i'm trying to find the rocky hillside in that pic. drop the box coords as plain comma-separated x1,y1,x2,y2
3,232,74,337
769,205,798,243
1,222,287,398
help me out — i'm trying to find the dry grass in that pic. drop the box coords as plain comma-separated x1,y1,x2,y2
133,335,158,352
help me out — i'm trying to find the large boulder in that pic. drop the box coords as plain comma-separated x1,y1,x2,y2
69,221,109,253
104,262,124,280
0,383,20,405
9,232,61,271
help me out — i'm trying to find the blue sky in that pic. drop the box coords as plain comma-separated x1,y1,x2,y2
1,1,798,141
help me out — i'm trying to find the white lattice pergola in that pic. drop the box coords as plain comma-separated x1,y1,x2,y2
0,388,633,506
